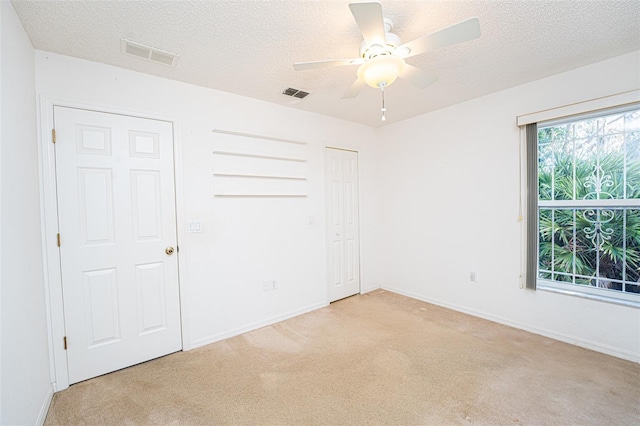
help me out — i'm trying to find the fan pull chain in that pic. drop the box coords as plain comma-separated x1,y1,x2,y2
380,82,386,122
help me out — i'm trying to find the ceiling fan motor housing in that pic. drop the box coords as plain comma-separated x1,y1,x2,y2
359,32,402,60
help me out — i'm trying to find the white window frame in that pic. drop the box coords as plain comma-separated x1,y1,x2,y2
518,90,640,308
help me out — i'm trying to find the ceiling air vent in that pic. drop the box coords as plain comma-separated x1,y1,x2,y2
120,38,178,67
282,88,310,99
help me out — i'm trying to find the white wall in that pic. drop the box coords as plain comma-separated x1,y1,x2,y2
378,51,640,362
0,2,53,424
35,52,382,354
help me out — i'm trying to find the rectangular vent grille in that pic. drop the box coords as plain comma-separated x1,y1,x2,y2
120,39,178,67
282,88,310,99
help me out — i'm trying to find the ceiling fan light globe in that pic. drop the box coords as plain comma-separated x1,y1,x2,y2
357,55,405,88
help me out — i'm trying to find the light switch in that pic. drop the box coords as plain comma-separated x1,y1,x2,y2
188,220,201,233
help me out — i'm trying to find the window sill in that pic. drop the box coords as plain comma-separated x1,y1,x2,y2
537,283,640,309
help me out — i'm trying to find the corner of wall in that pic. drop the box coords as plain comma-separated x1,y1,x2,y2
35,384,54,426
1,1,53,424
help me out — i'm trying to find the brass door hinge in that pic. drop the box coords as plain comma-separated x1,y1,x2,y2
63,336,67,350
57,233,61,247
52,129,56,144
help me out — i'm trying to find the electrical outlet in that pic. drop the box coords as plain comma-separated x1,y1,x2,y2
263,280,277,292
470,271,478,282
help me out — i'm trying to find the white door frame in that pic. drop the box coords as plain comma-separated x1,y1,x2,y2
324,146,362,302
37,97,190,391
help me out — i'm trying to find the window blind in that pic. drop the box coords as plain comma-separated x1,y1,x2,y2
525,123,538,290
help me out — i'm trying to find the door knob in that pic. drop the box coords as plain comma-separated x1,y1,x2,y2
165,246,175,255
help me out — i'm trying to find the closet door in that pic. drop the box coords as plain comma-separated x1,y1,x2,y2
325,148,360,302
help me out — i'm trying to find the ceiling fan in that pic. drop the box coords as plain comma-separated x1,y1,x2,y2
293,1,480,120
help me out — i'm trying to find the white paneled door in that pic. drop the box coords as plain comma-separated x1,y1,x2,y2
325,148,360,302
54,106,182,384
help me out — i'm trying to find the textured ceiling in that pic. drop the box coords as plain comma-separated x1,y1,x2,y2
11,0,640,128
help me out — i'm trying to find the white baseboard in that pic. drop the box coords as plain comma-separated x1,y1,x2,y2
381,285,640,363
360,285,382,294
36,383,54,425
191,301,328,349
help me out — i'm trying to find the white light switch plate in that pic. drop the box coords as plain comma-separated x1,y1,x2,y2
188,220,201,233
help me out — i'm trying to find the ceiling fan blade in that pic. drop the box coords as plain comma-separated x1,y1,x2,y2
349,2,387,46
399,64,439,89
398,17,480,58
342,78,366,99
293,58,362,71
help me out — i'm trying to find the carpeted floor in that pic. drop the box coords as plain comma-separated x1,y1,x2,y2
45,290,640,425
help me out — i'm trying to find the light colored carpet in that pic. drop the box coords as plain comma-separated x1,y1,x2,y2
45,290,640,425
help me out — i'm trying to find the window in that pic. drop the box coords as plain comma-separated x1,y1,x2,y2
534,106,640,304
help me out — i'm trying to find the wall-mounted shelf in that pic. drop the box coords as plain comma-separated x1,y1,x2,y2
213,172,307,181
213,194,308,198
212,150,306,163
212,128,307,146
211,129,309,198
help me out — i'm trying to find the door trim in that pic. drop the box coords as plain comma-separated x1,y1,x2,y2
37,97,190,391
